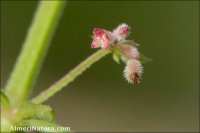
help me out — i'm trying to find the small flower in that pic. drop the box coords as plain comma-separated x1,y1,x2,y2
93,28,105,37
91,28,113,49
112,23,130,42
91,24,145,85
91,23,131,49
123,59,143,84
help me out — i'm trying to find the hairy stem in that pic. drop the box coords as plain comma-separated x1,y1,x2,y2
5,1,66,106
32,49,110,104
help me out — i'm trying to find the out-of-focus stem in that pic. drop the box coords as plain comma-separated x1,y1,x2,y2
5,1,66,106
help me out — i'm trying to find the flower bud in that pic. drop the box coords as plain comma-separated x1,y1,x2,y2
123,59,143,84
112,23,130,42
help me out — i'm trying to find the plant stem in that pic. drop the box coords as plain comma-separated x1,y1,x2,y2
5,1,66,106
32,49,110,104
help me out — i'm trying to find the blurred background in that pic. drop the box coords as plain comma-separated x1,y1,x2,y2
1,1,199,132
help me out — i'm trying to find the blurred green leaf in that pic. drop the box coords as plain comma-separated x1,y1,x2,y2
140,54,152,64
18,102,54,122
89,35,94,39
0,90,10,110
113,52,120,64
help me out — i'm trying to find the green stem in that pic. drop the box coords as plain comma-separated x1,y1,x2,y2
32,49,110,104
5,1,66,106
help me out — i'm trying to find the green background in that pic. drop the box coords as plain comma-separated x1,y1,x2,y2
1,1,199,132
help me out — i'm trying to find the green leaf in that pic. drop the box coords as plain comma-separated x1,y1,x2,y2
89,35,94,39
112,52,120,64
1,115,13,133
140,54,152,64
0,90,10,110
17,102,54,122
